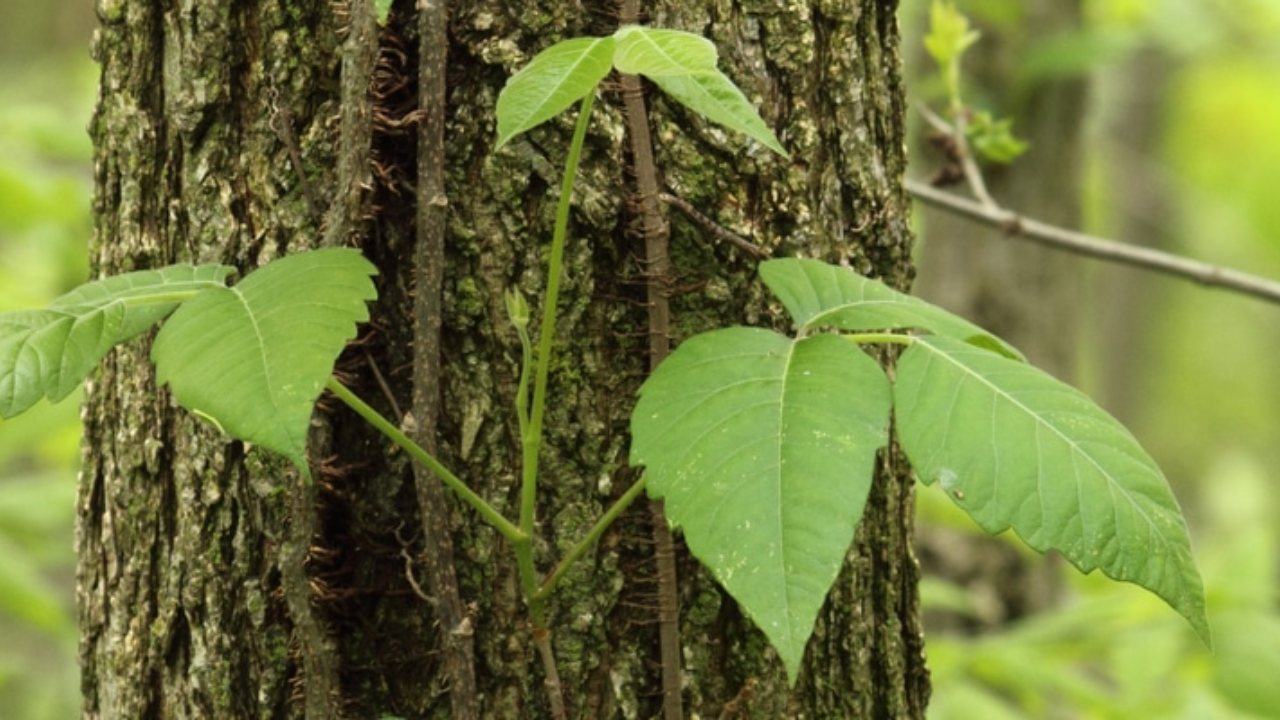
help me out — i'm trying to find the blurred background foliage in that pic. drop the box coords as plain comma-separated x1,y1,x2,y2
0,1,94,717
0,0,1276,718
905,0,1280,718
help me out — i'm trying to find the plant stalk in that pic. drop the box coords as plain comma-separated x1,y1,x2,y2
534,476,648,603
615,7,685,716
521,92,596,537
515,91,597,630
325,377,526,543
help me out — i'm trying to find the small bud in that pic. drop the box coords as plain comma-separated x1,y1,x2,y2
504,288,530,330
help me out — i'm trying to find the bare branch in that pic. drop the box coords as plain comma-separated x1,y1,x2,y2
906,179,1280,306
659,193,770,258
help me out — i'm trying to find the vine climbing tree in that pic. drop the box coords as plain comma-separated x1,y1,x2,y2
75,1,928,718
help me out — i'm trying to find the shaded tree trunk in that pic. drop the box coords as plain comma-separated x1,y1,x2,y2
79,1,927,717
1090,46,1176,423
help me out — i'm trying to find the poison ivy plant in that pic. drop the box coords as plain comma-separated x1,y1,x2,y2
894,333,1208,643
495,36,616,150
631,257,1208,681
0,21,1210,710
759,257,1022,358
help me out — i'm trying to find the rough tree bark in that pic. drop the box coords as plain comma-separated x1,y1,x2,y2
79,1,927,718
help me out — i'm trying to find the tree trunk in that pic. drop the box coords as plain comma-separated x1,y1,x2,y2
79,1,927,718
1091,46,1176,422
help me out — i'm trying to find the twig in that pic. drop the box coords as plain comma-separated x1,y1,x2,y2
906,179,1280,306
322,0,379,248
270,86,324,220
533,628,568,720
618,2,685,718
659,193,770,258
361,348,403,419
414,1,480,717
281,472,340,719
919,104,996,210
394,524,433,603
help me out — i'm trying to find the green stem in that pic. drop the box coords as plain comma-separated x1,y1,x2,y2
842,331,917,347
325,377,526,543
521,92,596,535
515,91,597,626
533,476,647,604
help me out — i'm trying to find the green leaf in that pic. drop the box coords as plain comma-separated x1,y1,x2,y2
0,264,234,417
374,0,392,24
759,258,1022,359
894,334,1209,644
610,26,786,156
648,71,789,157
631,327,891,681
612,25,718,77
152,248,377,468
495,36,615,149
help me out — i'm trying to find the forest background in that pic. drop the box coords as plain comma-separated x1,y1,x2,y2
0,0,1276,717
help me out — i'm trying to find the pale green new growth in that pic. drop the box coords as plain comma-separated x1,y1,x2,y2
631,327,891,681
152,248,377,468
925,0,980,105
924,0,980,68
924,1,1027,162
967,110,1028,164
0,264,233,417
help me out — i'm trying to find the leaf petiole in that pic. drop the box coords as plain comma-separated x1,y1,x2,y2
533,475,647,603
324,377,527,543
523,91,597,537
515,90,599,627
